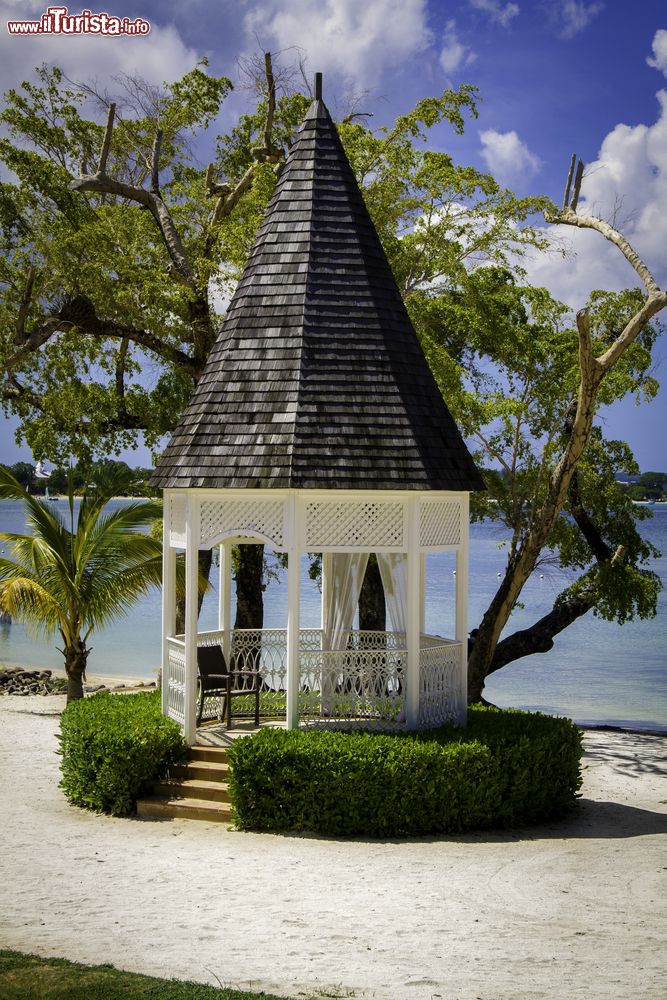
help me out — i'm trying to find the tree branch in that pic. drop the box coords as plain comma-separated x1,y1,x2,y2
206,51,285,234
70,109,196,289
14,266,38,345
562,153,576,211
98,102,115,174
546,155,662,297
5,295,200,378
3,375,147,434
150,128,162,195
567,471,612,563
487,545,625,673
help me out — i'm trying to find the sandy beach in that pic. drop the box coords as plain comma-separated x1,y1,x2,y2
0,695,665,1000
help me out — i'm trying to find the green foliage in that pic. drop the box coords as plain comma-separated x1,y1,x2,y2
0,949,287,999
227,706,583,836
58,690,186,816
0,466,163,645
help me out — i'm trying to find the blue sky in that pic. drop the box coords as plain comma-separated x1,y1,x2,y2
1,0,666,471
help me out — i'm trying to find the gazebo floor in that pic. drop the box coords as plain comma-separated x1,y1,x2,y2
196,718,286,747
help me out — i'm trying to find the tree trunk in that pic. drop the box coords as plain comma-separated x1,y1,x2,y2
234,544,264,629
64,637,90,703
359,555,386,632
467,313,602,701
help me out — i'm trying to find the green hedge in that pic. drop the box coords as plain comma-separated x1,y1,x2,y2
227,706,583,836
58,690,187,816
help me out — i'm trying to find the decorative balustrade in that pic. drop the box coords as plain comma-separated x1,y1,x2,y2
164,628,464,728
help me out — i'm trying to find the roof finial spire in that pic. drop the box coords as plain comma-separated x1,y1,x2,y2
315,72,322,101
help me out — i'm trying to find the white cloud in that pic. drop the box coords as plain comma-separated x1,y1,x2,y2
479,128,542,184
551,1,604,40
647,29,667,77
243,0,432,88
469,0,520,28
522,91,667,311
0,6,200,100
440,19,476,75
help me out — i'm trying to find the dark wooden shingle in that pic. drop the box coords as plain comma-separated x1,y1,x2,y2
151,95,484,492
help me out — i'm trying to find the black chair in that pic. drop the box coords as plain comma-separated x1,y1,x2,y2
196,644,261,728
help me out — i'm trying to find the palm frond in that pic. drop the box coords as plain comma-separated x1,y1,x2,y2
0,467,167,659
0,574,66,638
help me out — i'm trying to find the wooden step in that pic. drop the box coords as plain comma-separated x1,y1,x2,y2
190,745,230,764
170,760,229,782
153,778,231,803
136,796,232,823
136,745,235,822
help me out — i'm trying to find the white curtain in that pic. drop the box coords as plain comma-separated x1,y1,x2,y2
322,552,369,650
321,552,369,716
377,553,408,636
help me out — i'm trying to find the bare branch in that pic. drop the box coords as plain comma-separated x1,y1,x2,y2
211,165,255,225
570,159,584,211
205,164,231,199
207,51,286,233
150,128,162,195
263,50,276,153
98,102,116,174
545,205,662,297
563,153,576,210
340,111,374,125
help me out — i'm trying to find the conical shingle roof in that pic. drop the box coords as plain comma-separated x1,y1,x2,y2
151,90,484,492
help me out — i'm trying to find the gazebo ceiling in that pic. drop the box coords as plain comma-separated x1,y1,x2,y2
151,82,485,493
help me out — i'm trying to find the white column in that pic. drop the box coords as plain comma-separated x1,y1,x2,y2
183,493,200,746
455,494,469,727
321,552,330,637
218,541,233,663
419,553,426,633
286,493,301,730
161,502,177,719
405,495,421,728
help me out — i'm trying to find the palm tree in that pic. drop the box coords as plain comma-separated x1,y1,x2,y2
0,466,163,703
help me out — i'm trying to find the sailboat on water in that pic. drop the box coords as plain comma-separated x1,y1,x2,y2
35,461,58,499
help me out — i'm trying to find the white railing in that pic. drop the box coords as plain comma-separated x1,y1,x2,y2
418,639,465,728
165,628,464,729
165,636,186,726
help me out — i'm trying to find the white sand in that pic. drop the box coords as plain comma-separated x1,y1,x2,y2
0,696,665,1000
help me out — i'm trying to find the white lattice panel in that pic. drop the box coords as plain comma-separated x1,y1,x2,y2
419,500,461,547
199,499,285,548
166,639,186,725
418,643,464,727
169,497,186,547
305,500,404,548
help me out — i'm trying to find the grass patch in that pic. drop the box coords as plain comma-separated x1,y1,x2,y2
0,950,292,1000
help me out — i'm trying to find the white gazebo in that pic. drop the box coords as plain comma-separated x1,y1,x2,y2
152,77,484,745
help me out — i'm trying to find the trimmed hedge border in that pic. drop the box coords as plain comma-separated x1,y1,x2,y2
227,706,583,836
58,690,187,816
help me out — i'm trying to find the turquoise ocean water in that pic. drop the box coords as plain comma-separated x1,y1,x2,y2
1,498,665,731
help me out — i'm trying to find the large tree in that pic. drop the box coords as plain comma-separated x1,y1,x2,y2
0,57,663,700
